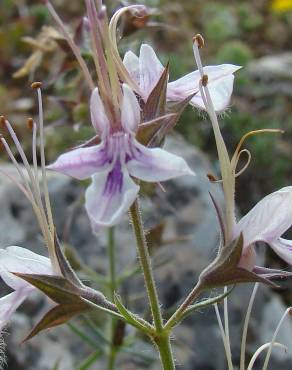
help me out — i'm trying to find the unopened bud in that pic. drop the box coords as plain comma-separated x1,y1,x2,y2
193,34,205,49
202,74,208,87
27,118,34,130
31,81,42,89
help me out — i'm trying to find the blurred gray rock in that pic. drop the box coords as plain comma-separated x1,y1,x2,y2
247,53,292,97
248,53,292,80
0,135,291,370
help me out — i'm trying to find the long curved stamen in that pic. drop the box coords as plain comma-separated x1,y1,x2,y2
193,35,235,241
262,307,292,370
0,134,50,249
108,5,143,93
233,149,251,177
34,83,54,235
231,129,283,169
29,118,39,182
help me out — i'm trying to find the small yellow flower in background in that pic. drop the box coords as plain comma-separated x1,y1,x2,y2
271,0,292,12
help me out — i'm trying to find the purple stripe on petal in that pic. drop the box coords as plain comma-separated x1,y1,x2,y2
103,160,123,196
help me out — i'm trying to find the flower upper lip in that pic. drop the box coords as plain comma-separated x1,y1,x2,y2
233,186,292,270
123,43,241,112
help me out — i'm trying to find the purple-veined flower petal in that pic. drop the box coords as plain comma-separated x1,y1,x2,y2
0,246,52,291
139,44,164,101
85,160,139,231
90,87,110,136
126,139,194,181
48,144,112,180
0,291,27,330
121,84,140,133
270,238,292,265
235,186,292,248
123,51,140,86
167,64,241,111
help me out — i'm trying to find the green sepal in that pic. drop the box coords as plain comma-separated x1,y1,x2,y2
143,63,169,121
136,113,176,146
199,234,279,289
148,92,196,148
24,302,89,342
13,273,82,304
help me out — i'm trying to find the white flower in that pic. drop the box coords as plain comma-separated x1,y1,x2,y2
234,186,292,270
0,247,53,330
123,44,241,112
48,84,194,231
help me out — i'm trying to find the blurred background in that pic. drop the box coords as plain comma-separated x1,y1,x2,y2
1,0,292,369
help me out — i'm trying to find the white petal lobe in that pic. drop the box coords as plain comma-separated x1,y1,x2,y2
85,162,139,231
121,84,140,133
127,139,195,181
48,144,111,180
90,87,110,135
235,186,292,247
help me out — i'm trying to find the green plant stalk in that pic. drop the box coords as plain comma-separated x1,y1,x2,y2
129,199,163,332
155,334,176,370
107,227,118,370
108,227,116,301
129,199,176,370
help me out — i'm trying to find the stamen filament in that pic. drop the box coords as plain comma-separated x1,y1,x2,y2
194,38,235,241
224,287,233,370
262,307,291,370
36,87,54,235
214,303,234,370
3,119,48,229
0,137,49,241
231,129,283,169
108,6,141,93
240,283,259,370
247,342,287,370
233,149,252,177
31,120,39,184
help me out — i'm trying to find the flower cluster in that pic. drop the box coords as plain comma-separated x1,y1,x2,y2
0,1,292,368
46,0,239,231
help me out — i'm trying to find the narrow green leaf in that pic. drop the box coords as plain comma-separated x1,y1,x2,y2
114,294,154,334
67,322,99,349
182,286,235,320
77,349,102,370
